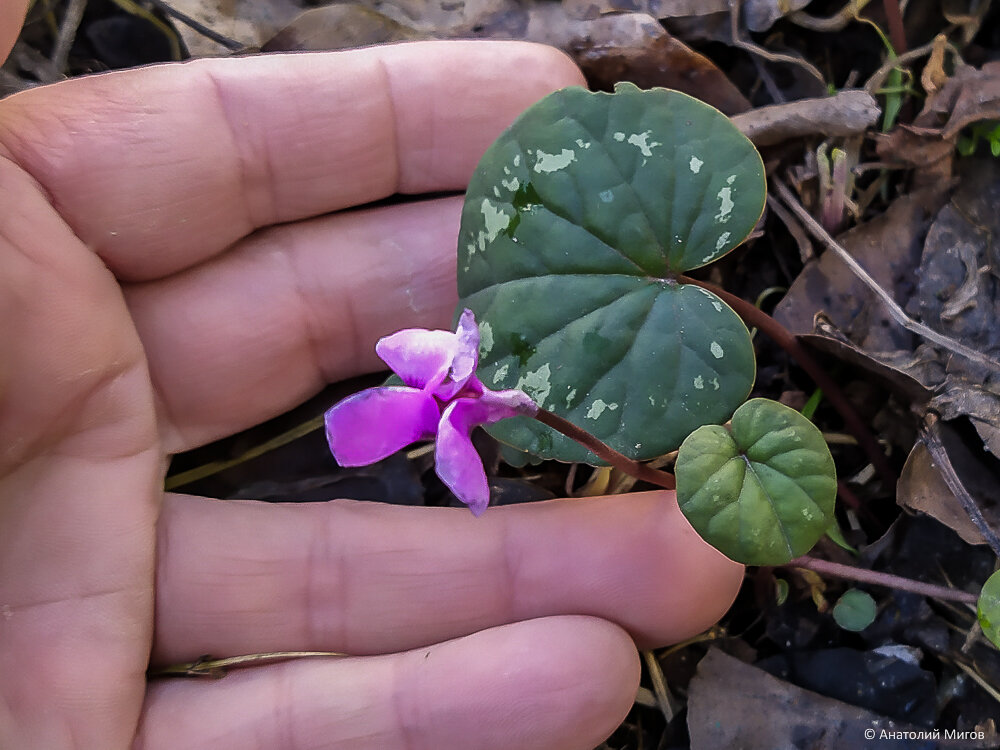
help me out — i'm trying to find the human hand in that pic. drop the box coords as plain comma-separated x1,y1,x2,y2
0,17,743,749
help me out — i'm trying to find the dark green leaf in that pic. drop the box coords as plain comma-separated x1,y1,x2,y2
458,83,765,461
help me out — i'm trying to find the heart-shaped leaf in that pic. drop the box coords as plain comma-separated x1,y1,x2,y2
675,398,837,565
458,83,765,461
979,570,1000,650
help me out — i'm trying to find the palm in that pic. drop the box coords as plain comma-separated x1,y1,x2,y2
0,44,743,750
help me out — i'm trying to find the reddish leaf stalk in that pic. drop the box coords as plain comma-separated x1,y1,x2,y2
680,275,897,491
534,408,676,491
788,555,977,605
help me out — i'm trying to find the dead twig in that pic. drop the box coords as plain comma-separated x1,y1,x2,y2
50,0,87,76
773,179,1000,376
731,90,881,147
728,0,827,87
921,414,1000,558
788,0,873,32
864,34,962,94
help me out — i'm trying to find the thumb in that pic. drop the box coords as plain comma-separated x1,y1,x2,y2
1,0,30,66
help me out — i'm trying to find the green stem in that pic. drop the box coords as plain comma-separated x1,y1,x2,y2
679,275,897,492
533,408,676,491
787,555,977,604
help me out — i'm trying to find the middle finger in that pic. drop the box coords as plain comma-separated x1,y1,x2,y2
152,490,743,664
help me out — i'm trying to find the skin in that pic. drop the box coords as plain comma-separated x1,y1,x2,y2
0,11,744,749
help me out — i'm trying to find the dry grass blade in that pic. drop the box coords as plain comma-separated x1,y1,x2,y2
642,650,676,722
152,651,349,677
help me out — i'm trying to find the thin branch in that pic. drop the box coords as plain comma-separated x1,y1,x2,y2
773,179,1000,376
787,555,979,604
678,275,898,491
728,0,827,87
788,0,873,32
533,409,676,491
864,34,961,94
921,415,1000,557
50,0,86,75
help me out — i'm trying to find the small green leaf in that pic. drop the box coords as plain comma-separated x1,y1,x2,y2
458,83,765,461
833,589,877,631
676,398,837,565
978,570,1000,649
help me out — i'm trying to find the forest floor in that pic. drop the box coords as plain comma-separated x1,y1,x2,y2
5,0,1000,747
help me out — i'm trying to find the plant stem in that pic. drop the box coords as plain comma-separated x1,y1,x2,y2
787,555,978,605
679,275,897,491
882,0,908,56
533,408,676,491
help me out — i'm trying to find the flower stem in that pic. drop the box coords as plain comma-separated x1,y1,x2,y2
787,555,978,605
679,274,897,492
533,408,676,490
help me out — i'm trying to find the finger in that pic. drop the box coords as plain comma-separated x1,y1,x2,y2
124,196,461,452
0,42,584,282
153,491,743,663
0,0,29,64
137,616,638,750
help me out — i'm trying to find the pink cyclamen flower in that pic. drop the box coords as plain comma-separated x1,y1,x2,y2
325,309,538,515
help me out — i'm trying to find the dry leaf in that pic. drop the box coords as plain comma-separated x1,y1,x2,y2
898,432,1000,547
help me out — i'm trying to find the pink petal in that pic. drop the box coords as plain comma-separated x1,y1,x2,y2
376,329,457,391
451,309,481,384
325,386,440,466
429,310,482,401
436,399,492,515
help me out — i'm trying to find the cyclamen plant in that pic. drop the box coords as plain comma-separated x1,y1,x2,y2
325,83,1000,645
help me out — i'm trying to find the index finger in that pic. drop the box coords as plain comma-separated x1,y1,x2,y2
0,42,584,281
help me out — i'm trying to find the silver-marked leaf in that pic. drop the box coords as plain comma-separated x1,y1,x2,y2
458,83,765,461
676,398,837,566
979,570,1000,650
